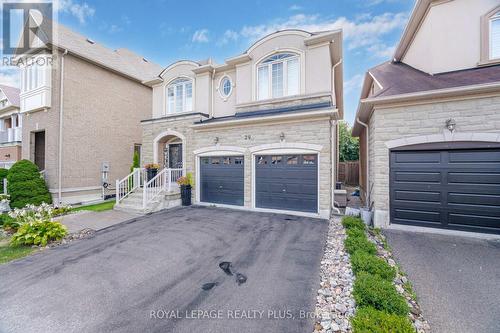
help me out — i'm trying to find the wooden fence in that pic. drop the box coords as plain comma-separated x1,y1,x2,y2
338,161,359,186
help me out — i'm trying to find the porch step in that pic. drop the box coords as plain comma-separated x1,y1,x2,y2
114,189,182,215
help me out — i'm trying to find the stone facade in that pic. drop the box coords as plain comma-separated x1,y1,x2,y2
142,116,334,217
368,94,500,227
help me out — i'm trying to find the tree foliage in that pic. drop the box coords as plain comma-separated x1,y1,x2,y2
339,121,359,162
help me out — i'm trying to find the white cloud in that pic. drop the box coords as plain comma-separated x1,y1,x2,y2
367,43,396,58
56,0,95,24
192,29,209,43
239,12,408,54
289,4,302,11
0,67,20,88
344,74,364,94
364,0,402,7
217,29,239,46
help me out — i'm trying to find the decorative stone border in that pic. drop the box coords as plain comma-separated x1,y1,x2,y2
313,216,355,333
367,229,431,333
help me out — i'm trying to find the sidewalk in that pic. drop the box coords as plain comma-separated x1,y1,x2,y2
59,210,139,233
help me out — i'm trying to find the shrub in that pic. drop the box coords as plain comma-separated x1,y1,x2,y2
0,214,19,232
11,220,67,246
346,227,366,239
7,160,52,209
130,151,140,172
8,203,54,225
353,272,409,316
342,216,366,231
345,235,377,255
351,307,415,333
0,168,7,193
351,251,396,281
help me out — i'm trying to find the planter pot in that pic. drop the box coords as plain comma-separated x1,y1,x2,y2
180,185,192,206
146,168,158,181
360,207,373,226
0,200,10,213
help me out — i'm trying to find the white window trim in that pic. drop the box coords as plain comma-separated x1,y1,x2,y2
489,12,500,60
252,48,305,101
217,75,233,101
480,5,500,65
165,76,195,115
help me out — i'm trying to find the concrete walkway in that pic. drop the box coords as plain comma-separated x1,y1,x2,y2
58,209,139,233
385,230,500,333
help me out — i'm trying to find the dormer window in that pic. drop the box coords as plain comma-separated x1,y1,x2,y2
490,12,500,59
257,52,299,100
166,78,193,114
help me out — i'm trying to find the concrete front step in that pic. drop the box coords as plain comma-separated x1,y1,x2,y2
114,190,182,215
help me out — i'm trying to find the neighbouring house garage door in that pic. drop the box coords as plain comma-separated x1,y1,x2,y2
200,156,244,206
255,154,318,213
390,145,500,234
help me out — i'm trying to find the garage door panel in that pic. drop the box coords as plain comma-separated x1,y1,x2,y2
391,148,500,234
394,151,441,163
200,156,244,206
393,171,441,183
394,190,441,203
255,154,317,213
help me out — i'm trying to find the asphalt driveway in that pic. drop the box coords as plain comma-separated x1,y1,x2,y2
385,230,500,333
0,206,327,333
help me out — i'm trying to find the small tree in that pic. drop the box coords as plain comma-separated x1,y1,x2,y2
130,151,140,172
339,121,360,162
7,160,52,209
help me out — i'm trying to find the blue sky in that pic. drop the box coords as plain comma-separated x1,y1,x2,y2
1,0,415,124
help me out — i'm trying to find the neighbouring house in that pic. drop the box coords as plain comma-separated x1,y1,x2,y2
352,0,500,234
0,85,22,169
115,29,344,218
16,20,162,204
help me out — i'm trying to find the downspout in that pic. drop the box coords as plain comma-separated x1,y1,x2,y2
210,67,215,118
356,117,369,206
330,119,341,215
330,58,343,216
57,49,68,204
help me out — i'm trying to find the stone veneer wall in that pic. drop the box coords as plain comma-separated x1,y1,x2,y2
369,95,500,227
142,116,334,217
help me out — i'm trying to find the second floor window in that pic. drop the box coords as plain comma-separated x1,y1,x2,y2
257,53,299,100
490,12,500,59
167,78,193,113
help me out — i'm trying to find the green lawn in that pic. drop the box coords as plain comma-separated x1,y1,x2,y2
0,237,35,264
71,200,115,213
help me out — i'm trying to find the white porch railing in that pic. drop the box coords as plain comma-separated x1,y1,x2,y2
0,127,22,144
116,167,184,209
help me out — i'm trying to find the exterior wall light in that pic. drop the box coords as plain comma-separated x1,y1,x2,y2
445,119,456,132
279,132,285,142
214,137,219,145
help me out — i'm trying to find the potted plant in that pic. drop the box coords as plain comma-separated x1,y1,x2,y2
176,173,193,206
144,163,160,181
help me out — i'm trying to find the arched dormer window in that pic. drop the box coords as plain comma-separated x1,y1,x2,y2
257,52,299,100
166,77,193,114
489,11,500,60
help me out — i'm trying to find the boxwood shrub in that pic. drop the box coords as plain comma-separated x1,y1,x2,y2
353,272,409,316
350,250,396,281
7,160,52,209
351,307,415,333
344,235,377,255
342,216,366,231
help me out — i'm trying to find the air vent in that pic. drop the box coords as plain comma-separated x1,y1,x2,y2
86,38,95,44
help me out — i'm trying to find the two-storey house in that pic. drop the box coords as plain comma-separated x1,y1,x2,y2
17,20,161,204
116,29,344,218
352,0,500,234
0,85,22,169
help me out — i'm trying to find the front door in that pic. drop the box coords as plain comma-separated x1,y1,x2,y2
166,143,183,168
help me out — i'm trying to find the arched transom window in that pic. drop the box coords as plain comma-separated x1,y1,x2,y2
166,77,193,114
490,11,500,60
257,52,299,100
